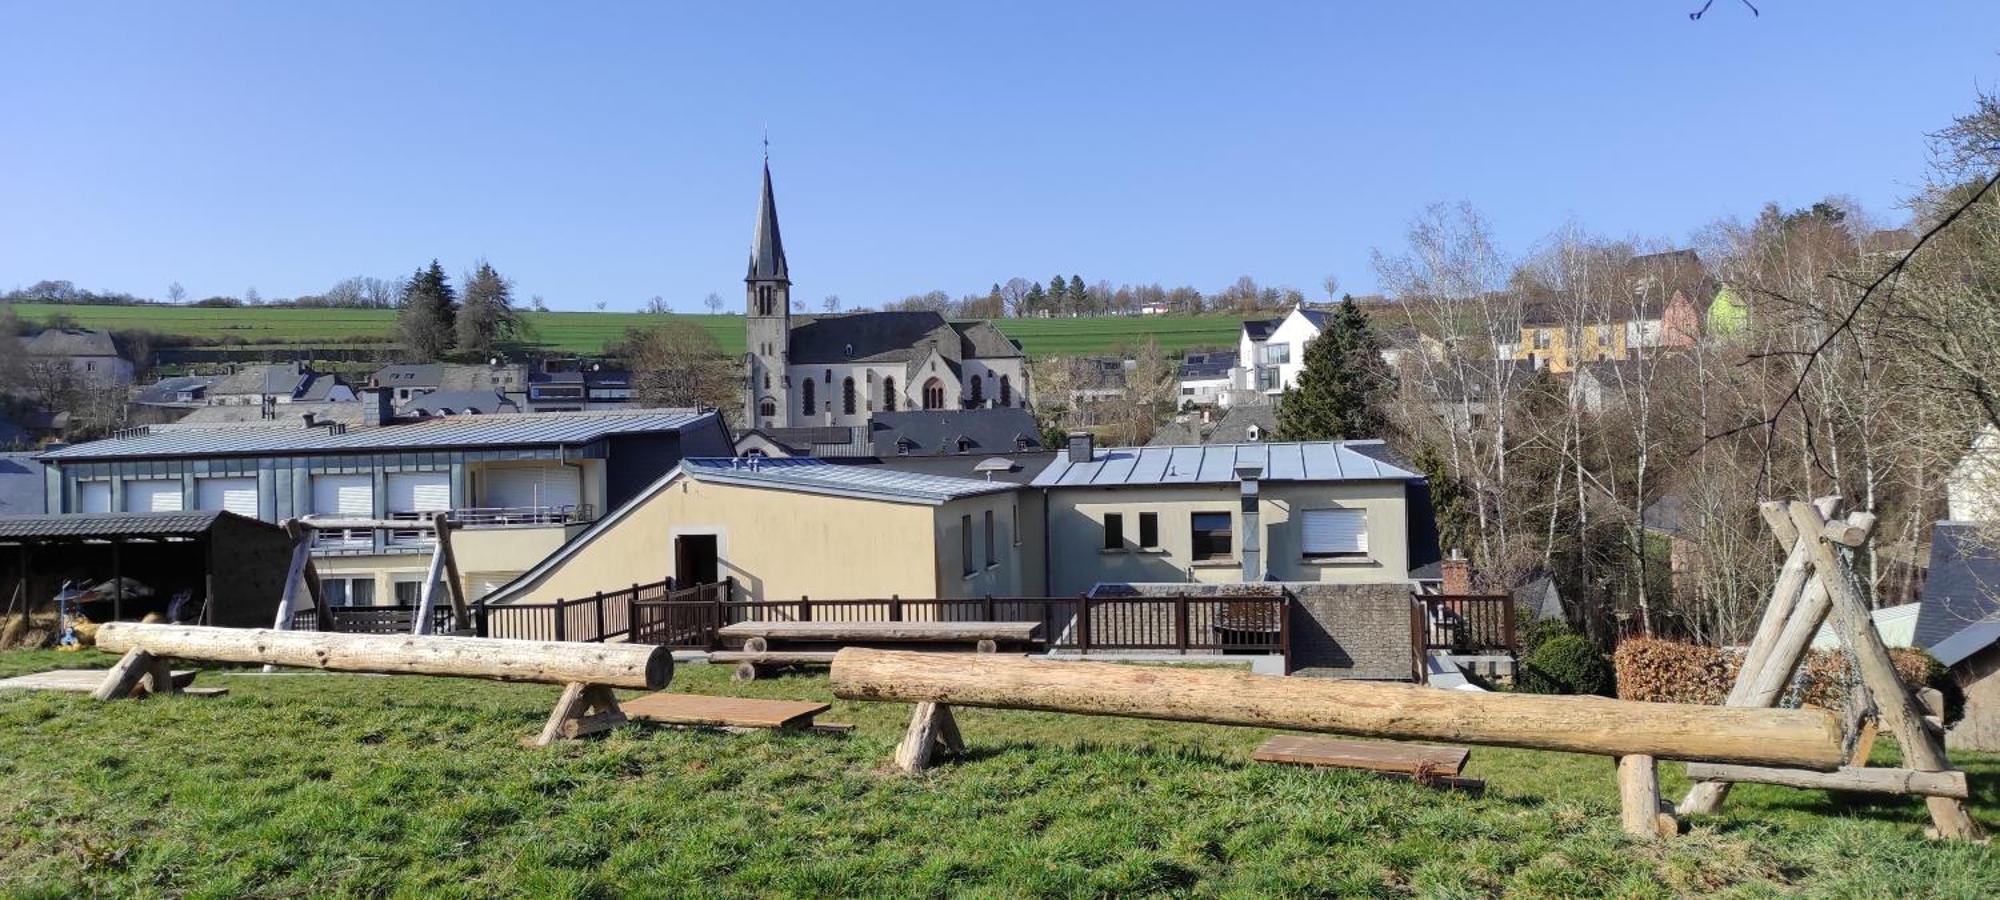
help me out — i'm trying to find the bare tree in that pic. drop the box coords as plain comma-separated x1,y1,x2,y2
617,317,738,424
166,282,186,305
823,294,841,314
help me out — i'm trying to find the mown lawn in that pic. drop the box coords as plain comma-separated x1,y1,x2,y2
3,649,1997,897
11,303,1246,359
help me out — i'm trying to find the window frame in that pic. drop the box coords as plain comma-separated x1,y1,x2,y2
961,514,976,577
1102,512,1125,551
1300,508,1370,561
1190,511,1233,561
1138,512,1159,549
983,509,997,567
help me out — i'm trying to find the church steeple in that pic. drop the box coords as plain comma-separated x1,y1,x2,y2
746,160,788,283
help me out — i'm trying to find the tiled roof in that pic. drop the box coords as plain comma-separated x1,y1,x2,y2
172,402,367,428
23,328,120,357
372,363,443,387
0,510,271,540
135,375,223,405
869,408,1043,456
683,457,1016,504
398,390,519,416
40,409,717,460
1033,440,1422,487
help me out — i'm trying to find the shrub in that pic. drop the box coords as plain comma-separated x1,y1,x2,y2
1520,634,1616,696
1518,617,1574,658
1613,638,1735,704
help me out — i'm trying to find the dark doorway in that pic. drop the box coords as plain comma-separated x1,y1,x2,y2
675,534,720,587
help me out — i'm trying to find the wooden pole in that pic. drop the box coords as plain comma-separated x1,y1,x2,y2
1786,501,1985,841
1617,755,1671,840
96,622,673,690
432,512,468,631
894,701,961,773
831,649,1846,769
110,540,123,622
1683,763,1969,799
265,520,315,673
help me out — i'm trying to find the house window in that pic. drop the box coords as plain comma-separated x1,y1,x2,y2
801,379,815,418
999,375,1012,407
1262,344,1290,365
922,378,945,410
961,514,975,577
1256,367,1279,391
1534,330,1552,350
1011,500,1021,546
1191,512,1232,561
984,509,996,567
319,576,376,608
883,377,897,411
842,377,856,415
393,578,426,605
1301,508,1369,560
1103,513,1124,550
969,375,985,407
1138,512,1158,549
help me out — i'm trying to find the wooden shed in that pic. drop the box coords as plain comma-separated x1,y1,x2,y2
0,511,294,628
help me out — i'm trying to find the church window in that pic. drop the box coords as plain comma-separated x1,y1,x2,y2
883,377,897,411
842,377,856,415
968,375,985,407
758,398,776,419
1000,375,1013,407
922,378,946,410
824,369,832,383
763,372,771,390
801,379,815,417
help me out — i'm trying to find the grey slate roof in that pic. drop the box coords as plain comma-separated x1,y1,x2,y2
213,362,311,398
747,160,788,282
789,312,955,364
869,408,1044,456
1917,522,2000,666
0,510,271,540
866,451,1061,486
1034,440,1422,487
373,363,443,388
949,320,1025,358
24,328,120,357
295,373,351,402
136,375,223,406
398,390,519,416
683,457,1016,504
1179,351,1237,380
0,452,47,515
173,401,367,428
40,409,717,460
1241,318,1281,341
1145,405,1277,447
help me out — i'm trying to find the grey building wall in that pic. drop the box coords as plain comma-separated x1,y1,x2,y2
1286,582,1416,680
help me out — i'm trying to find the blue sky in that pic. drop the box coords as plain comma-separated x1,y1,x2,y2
1,2,1995,311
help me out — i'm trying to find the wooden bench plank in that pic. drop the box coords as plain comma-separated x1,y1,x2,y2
0,668,199,693
717,620,1042,643
707,651,839,665
623,692,832,730
1252,734,1471,777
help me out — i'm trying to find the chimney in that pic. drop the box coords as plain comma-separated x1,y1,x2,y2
1066,432,1094,463
1442,548,1472,596
362,388,393,427
1235,463,1264,582
300,412,317,428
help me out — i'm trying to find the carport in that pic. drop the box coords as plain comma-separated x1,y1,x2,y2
0,511,294,628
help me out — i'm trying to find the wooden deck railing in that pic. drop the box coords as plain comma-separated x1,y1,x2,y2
1415,594,1518,655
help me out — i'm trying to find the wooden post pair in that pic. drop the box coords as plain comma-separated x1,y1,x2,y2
531,682,630,747
91,648,181,701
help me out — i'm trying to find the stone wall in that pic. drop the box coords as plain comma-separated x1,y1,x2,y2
1286,583,1415,680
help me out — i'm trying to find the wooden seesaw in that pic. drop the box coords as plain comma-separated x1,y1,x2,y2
830,647,1848,841
92,622,673,746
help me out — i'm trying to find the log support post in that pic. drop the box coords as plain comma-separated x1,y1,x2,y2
1617,755,1676,841
532,682,627,747
894,701,964,774
92,648,179,701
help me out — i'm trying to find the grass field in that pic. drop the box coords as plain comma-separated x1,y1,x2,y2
10,303,1247,359
3,650,1997,897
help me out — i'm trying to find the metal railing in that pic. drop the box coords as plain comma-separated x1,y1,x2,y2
1416,594,1517,655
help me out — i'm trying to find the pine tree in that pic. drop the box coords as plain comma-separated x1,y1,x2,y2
1051,274,1069,314
457,261,518,356
1068,275,1088,315
1025,282,1047,315
1274,296,1396,441
396,260,459,359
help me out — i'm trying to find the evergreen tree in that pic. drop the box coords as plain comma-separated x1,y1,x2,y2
1024,281,1047,315
396,260,458,359
1274,296,1396,441
1051,273,1069,314
1067,275,1088,315
457,261,519,356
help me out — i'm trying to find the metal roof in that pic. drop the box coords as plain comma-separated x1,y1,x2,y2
1032,440,1422,488
39,409,717,460
1917,522,2000,667
0,510,275,540
683,457,1016,504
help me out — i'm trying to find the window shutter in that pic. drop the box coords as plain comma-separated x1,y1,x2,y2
123,480,184,513
78,482,111,514
197,477,259,519
386,472,451,513
1302,509,1367,556
312,474,374,516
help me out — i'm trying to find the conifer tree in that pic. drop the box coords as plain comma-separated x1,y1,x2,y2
1068,275,1089,315
1274,296,1396,440
457,261,519,357
1025,282,1047,315
396,260,458,360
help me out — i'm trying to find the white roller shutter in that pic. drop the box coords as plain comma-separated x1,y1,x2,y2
312,474,373,516
484,467,580,512
78,482,111,514
196,477,259,519
386,472,451,513
1301,508,1367,557
124,480,184,513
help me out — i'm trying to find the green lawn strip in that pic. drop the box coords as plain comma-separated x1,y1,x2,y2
2,655,1995,896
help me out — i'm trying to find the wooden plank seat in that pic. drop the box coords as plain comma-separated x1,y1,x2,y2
707,650,839,682
1253,734,1481,792
0,667,220,696
622,692,835,731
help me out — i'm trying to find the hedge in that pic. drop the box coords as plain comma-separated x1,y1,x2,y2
1612,638,1946,713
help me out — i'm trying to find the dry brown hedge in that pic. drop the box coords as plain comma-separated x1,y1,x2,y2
1613,638,1941,709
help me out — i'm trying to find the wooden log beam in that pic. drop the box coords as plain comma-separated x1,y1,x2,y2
831,649,1846,769
1787,501,1985,841
97,623,673,690
91,648,158,701
1618,755,1672,841
1684,763,1969,799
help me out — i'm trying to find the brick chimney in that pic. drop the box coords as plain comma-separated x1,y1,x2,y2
1442,548,1472,595
361,388,394,428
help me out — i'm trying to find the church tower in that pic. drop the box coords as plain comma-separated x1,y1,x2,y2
744,158,792,428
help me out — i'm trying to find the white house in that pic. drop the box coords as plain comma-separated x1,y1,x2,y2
1177,351,1236,408
1949,425,2000,522
1232,306,1328,400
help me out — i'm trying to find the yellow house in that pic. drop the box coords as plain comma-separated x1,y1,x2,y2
484,458,1035,604
1514,316,1629,374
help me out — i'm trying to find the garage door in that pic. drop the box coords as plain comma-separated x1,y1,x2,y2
78,482,111,514
484,467,580,512
386,472,451,513
196,477,260,519
311,474,374,516
124,480,184,513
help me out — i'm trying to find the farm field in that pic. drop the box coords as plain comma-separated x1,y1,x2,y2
2,650,1997,897
10,303,1248,359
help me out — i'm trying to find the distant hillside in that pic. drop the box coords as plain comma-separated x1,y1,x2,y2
8,303,1249,359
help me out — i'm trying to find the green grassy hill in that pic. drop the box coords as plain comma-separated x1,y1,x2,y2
11,303,1247,359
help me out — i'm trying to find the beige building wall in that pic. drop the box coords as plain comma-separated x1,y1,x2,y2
310,523,573,606
1043,481,1410,595
492,476,1031,604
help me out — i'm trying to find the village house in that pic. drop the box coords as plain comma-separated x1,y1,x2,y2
33,405,732,606
1177,350,1236,408
23,327,133,386
1231,306,1325,399
741,160,1029,430
206,362,356,406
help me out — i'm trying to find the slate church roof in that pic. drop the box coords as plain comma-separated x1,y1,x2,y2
788,313,1023,366
747,160,788,282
